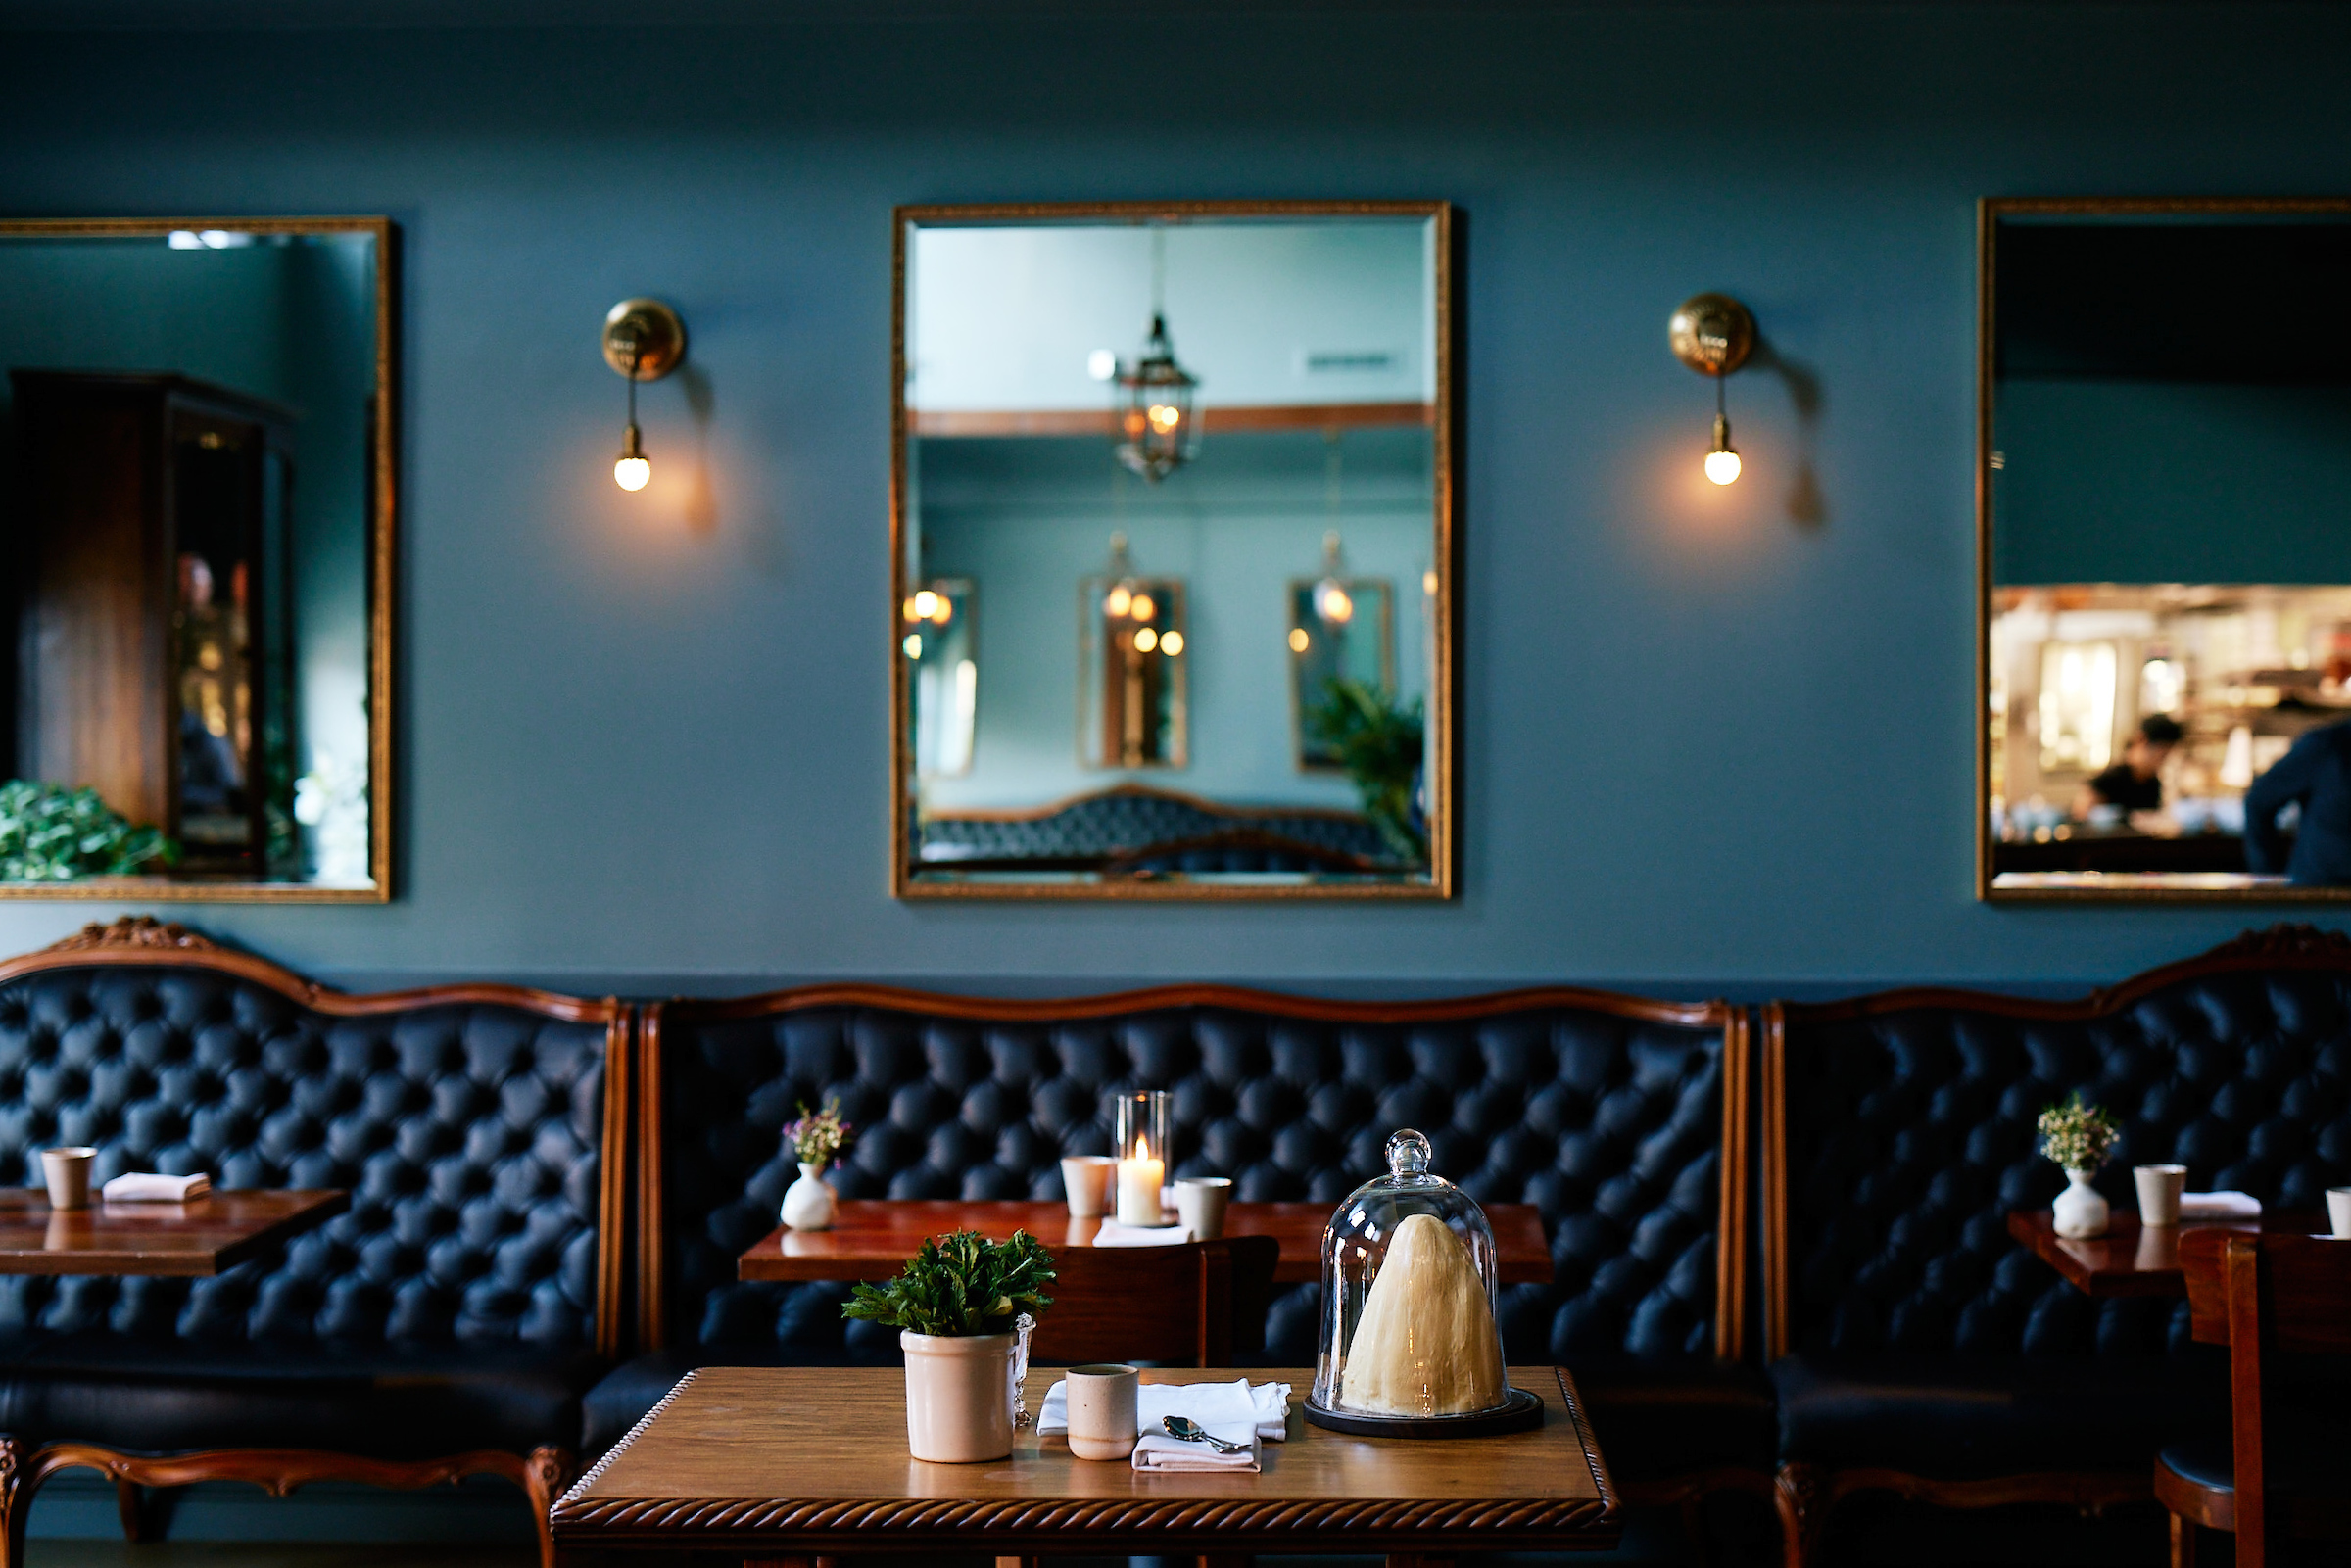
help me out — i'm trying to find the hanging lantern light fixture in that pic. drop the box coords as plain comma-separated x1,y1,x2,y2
1113,227,1201,483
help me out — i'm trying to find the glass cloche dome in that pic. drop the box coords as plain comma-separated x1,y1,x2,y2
1305,1129,1540,1436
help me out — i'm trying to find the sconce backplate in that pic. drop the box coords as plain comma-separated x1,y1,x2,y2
1669,293,1755,377
602,298,688,380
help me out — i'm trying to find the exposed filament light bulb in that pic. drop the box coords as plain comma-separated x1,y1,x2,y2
1704,411,1741,487
614,423,650,491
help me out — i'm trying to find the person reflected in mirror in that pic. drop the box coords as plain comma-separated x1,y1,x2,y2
2243,717,2351,885
2071,714,2183,836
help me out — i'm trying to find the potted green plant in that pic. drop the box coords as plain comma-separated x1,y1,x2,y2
779,1100,853,1231
2038,1092,2121,1238
843,1230,1056,1462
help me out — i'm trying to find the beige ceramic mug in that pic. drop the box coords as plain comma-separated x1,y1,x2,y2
1175,1175,1232,1239
1060,1156,1116,1219
2134,1164,2187,1227
40,1147,94,1211
1066,1363,1139,1460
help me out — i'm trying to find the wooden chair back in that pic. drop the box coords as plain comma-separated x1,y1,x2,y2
1026,1237,1279,1367
2176,1228,2351,1567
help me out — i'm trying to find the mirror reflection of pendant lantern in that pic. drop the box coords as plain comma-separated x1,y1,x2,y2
1113,229,1200,483
601,298,687,492
1314,531,1355,627
1091,532,1186,769
1668,293,1754,486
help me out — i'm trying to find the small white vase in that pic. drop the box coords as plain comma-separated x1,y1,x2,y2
780,1162,837,1230
900,1330,1014,1462
2052,1168,2110,1238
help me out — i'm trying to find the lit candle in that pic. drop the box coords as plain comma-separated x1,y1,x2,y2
1116,1134,1164,1226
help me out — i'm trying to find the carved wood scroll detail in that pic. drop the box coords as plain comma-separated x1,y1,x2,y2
552,1495,1610,1536
40,917,220,955
2205,923,2351,963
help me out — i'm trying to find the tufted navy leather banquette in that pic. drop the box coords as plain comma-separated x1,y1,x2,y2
585,982,1770,1499
0,921,627,1568
1762,927,2351,1562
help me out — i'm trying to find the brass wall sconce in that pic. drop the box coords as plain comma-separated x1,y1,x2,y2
1668,293,1755,486
601,298,687,491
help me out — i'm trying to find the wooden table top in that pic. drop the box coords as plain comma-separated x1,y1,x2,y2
739,1200,1554,1286
0,1189,349,1276
552,1365,1616,1555
2007,1207,2328,1299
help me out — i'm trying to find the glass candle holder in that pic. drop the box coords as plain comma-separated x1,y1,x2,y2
1111,1090,1173,1226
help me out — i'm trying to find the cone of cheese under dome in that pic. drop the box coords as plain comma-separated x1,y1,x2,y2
1304,1128,1543,1437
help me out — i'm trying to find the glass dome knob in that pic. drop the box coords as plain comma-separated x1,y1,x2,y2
1386,1128,1432,1176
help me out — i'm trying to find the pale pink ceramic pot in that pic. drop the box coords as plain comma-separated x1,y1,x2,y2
900,1330,1014,1462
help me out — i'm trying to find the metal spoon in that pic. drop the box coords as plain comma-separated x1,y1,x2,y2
1162,1416,1248,1453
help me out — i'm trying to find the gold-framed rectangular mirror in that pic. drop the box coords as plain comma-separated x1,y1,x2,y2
892,201,1454,898
0,217,394,901
1980,197,2351,901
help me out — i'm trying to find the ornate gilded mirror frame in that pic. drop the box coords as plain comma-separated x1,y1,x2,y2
0,216,396,902
890,199,1457,900
1977,196,2351,903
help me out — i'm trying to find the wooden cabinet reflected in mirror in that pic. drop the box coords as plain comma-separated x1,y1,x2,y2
0,220,394,899
1980,199,2351,901
893,201,1455,898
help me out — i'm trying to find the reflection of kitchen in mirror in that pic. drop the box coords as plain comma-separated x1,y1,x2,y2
895,203,1452,896
1983,202,2351,898
0,221,391,897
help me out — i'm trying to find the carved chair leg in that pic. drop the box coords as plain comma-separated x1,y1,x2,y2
0,1437,25,1568
523,1444,573,1568
115,1477,146,1542
2169,1512,2196,1568
1773,1462,1826,1568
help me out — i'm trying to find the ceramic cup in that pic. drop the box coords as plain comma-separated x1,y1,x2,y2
2135,1164,2187,1227
2329,1186,2351,1241
1061,1157,1116,1219
1065,1362,1139,1461
39,1147,94,1211
1175,1175,1232,1240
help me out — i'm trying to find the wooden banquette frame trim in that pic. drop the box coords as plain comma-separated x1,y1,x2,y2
1762,923,2351,1362
0,918,634,1568
637,981,1747,1363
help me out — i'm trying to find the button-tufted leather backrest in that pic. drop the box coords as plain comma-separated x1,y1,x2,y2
645,985,1743,1367
0,937,626,1354
1767,929,2351,1361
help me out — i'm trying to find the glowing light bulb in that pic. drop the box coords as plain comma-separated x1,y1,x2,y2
1148,404,1182,433
614,422,650,491
913,590,940,621
901,596,921,623
1160,630,1183,656
1288,627,1310,653
1133,628,1158,653
902,633,923,659
1130,594,1156,623
1317,582,1355,624
1105,586,1132,618
1704,449,1742,486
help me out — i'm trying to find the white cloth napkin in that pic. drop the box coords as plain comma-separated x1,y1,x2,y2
102,1173,210,1203
1038,1377,1292,1464
2179,1190,2261,1219
1091,1219,1194,1247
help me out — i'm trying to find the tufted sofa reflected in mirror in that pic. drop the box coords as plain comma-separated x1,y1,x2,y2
0,918,629,1568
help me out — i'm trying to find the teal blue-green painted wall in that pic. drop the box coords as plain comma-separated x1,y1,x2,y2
0,5,2347,991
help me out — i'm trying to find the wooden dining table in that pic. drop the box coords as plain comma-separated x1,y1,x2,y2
0,1188,348,1276
2007,1207,2327,1298
552,1364,1618,1562
738,1199,1555,1286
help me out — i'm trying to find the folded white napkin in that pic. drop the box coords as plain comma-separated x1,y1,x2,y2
1039,1377,1291,1446
1131,1427,1260,1472
2180,1191,2261,1219
102,1173,210,1204
1091,1219,1193,1247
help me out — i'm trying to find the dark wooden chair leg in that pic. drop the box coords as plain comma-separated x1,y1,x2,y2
524,1444,573,1568
0,1437,26,1568
1773,1462,1826,1568
115,1477,151,1542
2169,1511,2196,1568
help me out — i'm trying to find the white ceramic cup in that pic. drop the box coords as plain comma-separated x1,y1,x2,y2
2328,1187,2351,1241
1061,1156,1116,1219
39,1147,94,1212
899,1330,1015,1463
1065,1362,1139,1461
1175,1175,1232,1240
2135,1164,2187,1227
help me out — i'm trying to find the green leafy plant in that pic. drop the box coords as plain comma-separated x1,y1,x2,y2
2038,1093,2119,1172
0,782,174,880
842,1229,1056,1338
1306,677,1426,863
784,1099,854,1170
